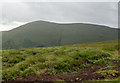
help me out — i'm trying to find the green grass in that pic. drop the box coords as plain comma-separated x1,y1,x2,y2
97,70,118,76
2,40,119,81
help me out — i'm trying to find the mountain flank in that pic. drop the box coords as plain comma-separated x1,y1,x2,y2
2,21,118,49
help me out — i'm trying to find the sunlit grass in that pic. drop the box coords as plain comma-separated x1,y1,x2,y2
2,40,119,81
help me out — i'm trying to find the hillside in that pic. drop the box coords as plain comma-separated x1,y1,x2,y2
2,21,118,49
2,40,119,82
0,32,2,50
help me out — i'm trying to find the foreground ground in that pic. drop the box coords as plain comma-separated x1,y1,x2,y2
2,40,120,82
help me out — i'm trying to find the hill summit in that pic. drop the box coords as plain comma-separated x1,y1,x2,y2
2,21,118,49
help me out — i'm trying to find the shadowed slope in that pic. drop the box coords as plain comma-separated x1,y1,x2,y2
2,21,118,49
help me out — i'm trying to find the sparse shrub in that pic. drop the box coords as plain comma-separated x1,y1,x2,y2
35,69,46,75
80,49,111,60
2,68,19,80
47,69,56,75
97,70,118,76
20,67,34,76
94,59,105,65
79,64,85,68
54,62,69,71
37,63,46,69
72,51,80,60
107,61,113,65
19,63,29,71
8,57,24,63
72,60,81,66
102,47,116,51
54,49,65,55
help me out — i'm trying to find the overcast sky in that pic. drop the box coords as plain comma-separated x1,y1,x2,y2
0,0,119,31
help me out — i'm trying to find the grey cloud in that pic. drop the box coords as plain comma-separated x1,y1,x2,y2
2,2,118,31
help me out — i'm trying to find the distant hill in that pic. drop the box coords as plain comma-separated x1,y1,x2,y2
0,32,2,50
2,21,118,49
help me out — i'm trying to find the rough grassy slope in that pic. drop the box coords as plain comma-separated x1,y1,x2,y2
2,21,118,49
2,40,119,82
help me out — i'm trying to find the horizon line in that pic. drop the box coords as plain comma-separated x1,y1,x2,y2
1,20,118,31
